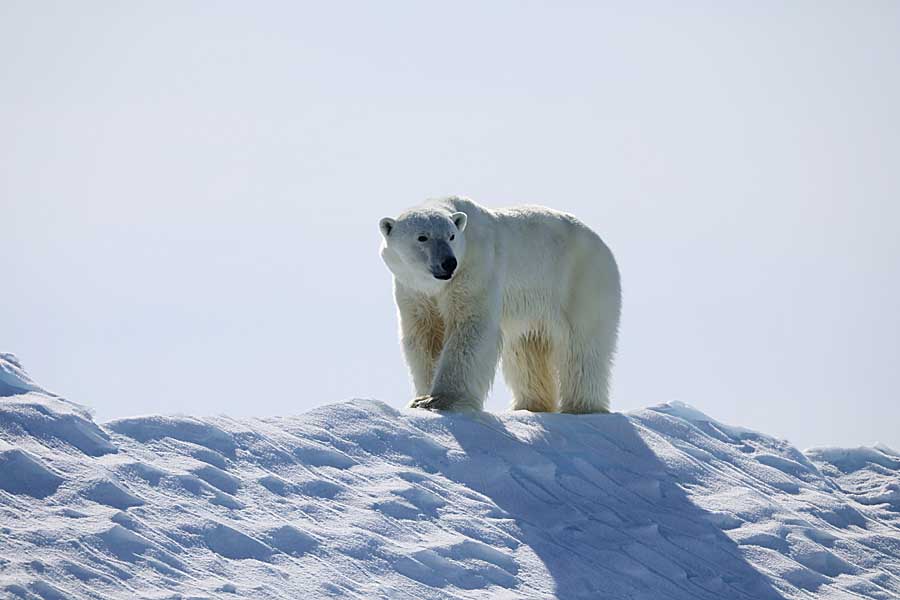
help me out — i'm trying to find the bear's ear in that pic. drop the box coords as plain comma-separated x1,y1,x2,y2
379,217,396,238
451,212,467,232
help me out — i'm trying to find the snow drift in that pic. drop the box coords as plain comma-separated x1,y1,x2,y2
0,353,898,599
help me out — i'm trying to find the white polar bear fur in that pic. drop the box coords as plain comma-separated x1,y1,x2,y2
379,197,621,413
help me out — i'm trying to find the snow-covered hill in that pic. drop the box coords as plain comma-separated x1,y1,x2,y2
1,354,898,599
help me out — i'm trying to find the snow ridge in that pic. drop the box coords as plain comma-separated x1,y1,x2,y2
1,355,899,599
0,353,52,398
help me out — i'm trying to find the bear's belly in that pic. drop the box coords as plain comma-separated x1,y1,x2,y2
500,288,566,340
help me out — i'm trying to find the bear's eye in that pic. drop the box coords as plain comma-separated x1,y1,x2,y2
450,234,455,241
417,235,428,242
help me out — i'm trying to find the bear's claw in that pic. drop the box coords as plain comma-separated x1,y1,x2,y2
409,394,457,411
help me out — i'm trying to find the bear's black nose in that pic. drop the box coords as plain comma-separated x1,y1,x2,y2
441,257,457,275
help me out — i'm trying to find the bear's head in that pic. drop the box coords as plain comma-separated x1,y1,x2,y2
379,208,468,293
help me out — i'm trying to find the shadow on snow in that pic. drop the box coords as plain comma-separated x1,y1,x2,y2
430,410,785,599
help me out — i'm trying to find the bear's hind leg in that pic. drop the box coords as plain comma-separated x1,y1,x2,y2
559,331,614,414
502,331,558,412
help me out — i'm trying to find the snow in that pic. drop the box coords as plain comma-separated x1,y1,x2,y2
0,353,51,398
1,354,899,599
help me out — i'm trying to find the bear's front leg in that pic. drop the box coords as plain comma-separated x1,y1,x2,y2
412,300,502,411
396,283,445,396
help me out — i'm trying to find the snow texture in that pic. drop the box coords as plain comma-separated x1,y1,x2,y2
1,354,899,599
0,353,51,398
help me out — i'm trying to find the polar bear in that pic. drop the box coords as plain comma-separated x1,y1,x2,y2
379,197,621,413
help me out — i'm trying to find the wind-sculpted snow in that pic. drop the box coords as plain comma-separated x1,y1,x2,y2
0,355,115,458
1,357,899,598
0,353,51,398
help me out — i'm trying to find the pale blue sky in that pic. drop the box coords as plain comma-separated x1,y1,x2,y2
3,2,898,450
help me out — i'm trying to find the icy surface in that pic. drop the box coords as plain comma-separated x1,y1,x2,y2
1,356,899,598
